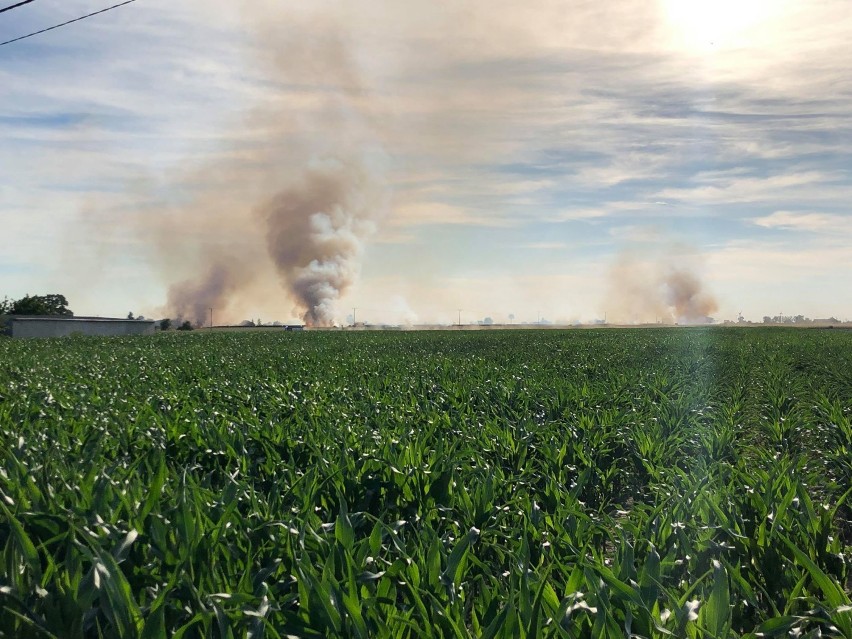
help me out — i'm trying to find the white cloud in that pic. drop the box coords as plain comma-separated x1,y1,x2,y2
656,170,850,206
520,242,567,250
550,201,658,222
752,211,850,233
388,202,512,228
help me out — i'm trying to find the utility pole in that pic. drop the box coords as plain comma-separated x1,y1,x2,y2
352,307,357,326
209,308,213,329
457,309,462,326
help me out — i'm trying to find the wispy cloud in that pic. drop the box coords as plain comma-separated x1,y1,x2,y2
389,202,515,228
519,242,568,250
656,170,848,206
1,0,851,319
752,211,850,233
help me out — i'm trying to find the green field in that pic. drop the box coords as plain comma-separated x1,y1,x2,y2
0,329,850,638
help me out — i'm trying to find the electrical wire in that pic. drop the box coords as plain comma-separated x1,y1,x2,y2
0,0,37,15
0,0,137,47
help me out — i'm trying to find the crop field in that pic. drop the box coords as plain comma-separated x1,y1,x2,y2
0,328,850,638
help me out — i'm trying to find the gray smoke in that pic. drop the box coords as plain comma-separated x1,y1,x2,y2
605,248,719,324
166,263,243,327
155,6,385,327
663,266,718,324
161,157,380,328
262,159,378,326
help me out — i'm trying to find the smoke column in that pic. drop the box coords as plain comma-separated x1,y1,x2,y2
153,6,386,327
163,159,381,327
604,247,719,324
663,266,718,323
262,159,380,326
166,263,246,328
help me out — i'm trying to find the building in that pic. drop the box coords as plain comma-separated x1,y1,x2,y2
9,316,155,339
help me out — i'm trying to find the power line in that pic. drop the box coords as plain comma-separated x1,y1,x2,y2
0,0,137,47
0,0,37,15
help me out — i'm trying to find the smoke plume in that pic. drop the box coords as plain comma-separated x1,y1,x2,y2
262,160,379,326
162,157,381,327
147,5,387,327
166,263,246,328
663,267,718,323
604,247,719,324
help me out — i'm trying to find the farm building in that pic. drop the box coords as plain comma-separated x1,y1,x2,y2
9,316,155,339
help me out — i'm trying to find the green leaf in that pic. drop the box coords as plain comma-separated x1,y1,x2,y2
0,501,42,584
700,561,730,639
335,512,355,551
779,534,850,608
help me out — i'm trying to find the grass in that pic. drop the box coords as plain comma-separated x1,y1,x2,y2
0,328,850,637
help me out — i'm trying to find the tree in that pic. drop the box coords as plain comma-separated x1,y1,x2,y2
160,318,172,331
8,294,73,316
0,297,10,337
127,312,135,320
177,320,193,331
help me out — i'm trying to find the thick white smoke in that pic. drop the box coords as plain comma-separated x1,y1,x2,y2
263,159,381,326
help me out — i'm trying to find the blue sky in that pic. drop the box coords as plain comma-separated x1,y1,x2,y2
1,0,850,324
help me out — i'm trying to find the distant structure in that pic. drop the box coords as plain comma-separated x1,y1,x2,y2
9,316,155,339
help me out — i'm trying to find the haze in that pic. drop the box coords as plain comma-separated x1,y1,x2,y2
1,0,850,325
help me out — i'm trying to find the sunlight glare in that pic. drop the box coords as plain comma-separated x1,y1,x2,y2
661,0,781,52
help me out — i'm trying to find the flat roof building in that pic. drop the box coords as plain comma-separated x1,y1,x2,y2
9,316,155,339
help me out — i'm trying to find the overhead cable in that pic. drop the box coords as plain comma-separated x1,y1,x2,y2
0,0,137,47
0,0,37,15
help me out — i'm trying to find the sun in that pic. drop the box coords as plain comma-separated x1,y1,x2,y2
660,0,782,52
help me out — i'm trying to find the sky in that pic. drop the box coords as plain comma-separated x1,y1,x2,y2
1,0,850,325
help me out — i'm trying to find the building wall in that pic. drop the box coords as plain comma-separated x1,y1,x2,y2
11,318,155,339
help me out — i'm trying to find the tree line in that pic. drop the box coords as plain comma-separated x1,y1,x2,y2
0,294,196,332
0,294,73,317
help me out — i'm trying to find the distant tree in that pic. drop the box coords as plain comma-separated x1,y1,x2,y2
0,298,10,337
9,294,73,316
127,312,135,320
763,316,772,324
160,318,172,331
508,313,515,324
177,320,193,331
